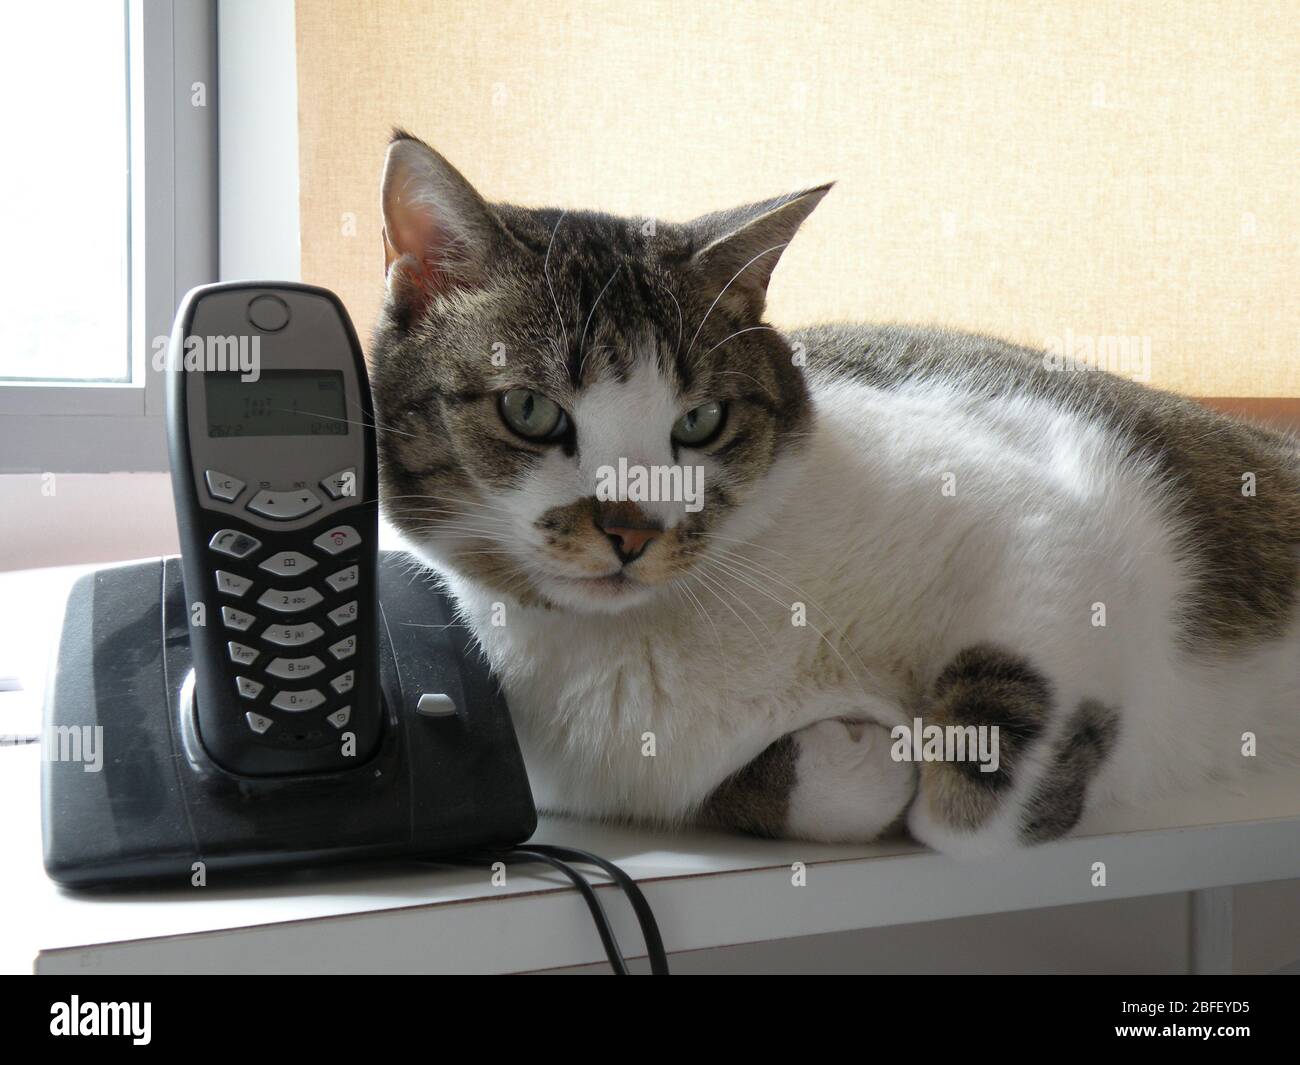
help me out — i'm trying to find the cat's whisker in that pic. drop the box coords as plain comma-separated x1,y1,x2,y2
663,285,685,359
701,326,781,360
691,561,774,654
702,549,884,698
383,494,517,516
262,406,420,439
543,209,571,354
701,531,799,564
579,264,622,376
343,395,423,440
384,506,513,526
696,557,779,636
676,576,728,667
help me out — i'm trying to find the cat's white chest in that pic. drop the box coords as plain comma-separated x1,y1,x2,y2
452,580,870,821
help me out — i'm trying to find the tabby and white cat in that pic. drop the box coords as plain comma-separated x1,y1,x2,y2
371,131,1299,855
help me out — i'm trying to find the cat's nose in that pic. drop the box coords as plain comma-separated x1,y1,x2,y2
598,521,661,565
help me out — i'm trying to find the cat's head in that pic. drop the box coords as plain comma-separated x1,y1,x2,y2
371,131,825,615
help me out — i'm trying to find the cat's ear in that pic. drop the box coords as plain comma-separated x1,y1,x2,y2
381,131,503,320
686,184,832,319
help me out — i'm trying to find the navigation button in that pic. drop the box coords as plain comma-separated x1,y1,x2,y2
247,488,322,521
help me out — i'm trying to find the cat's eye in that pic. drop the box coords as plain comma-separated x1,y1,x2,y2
499,388,567,441
671,401,725,447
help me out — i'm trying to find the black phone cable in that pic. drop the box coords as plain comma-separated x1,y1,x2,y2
520,843,669,975
453,847,670,974
499,847,631,975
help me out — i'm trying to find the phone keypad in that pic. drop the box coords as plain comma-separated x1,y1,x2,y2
221,606,257,631
258,586,324,614
215,570,253,597
206,512,368,742
271,688,326,712
327,601,358,627
325,565,358,592
227,642,259,666
266,655,325,680
263,621,324,647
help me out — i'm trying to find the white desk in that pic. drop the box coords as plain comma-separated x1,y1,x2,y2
3,563,1299,974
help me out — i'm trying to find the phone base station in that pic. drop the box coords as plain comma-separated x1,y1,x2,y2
41,552,537,888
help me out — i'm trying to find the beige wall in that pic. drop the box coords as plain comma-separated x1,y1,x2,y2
296,0,1298,397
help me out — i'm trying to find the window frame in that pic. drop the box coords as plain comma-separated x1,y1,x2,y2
0,0,217,473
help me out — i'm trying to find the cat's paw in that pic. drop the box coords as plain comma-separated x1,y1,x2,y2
784,719,917,843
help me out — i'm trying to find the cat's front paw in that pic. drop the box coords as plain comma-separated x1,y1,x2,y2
784,719,917,843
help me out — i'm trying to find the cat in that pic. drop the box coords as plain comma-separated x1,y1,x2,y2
370,130,1300,855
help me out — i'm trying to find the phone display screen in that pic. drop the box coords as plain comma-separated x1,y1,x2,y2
206,370,349,437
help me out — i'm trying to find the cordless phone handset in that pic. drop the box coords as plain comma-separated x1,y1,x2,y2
167,282,382,776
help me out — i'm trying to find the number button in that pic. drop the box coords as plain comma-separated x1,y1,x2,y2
227,642,259,666
236,677,264,700
325,565,358,593
215,570,253,597
205,470,245,503
210,529,261,559
263,621,325,647
328,635,356,660
271,689,325,712
265,655,325,680
257,586,324,614
221,606,257,632
330,670,355,695
327,600,358,627
313,525,360,556
259,551,317,577
247,488,322,521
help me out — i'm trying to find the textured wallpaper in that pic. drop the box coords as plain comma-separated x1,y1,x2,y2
296,0,1298,396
